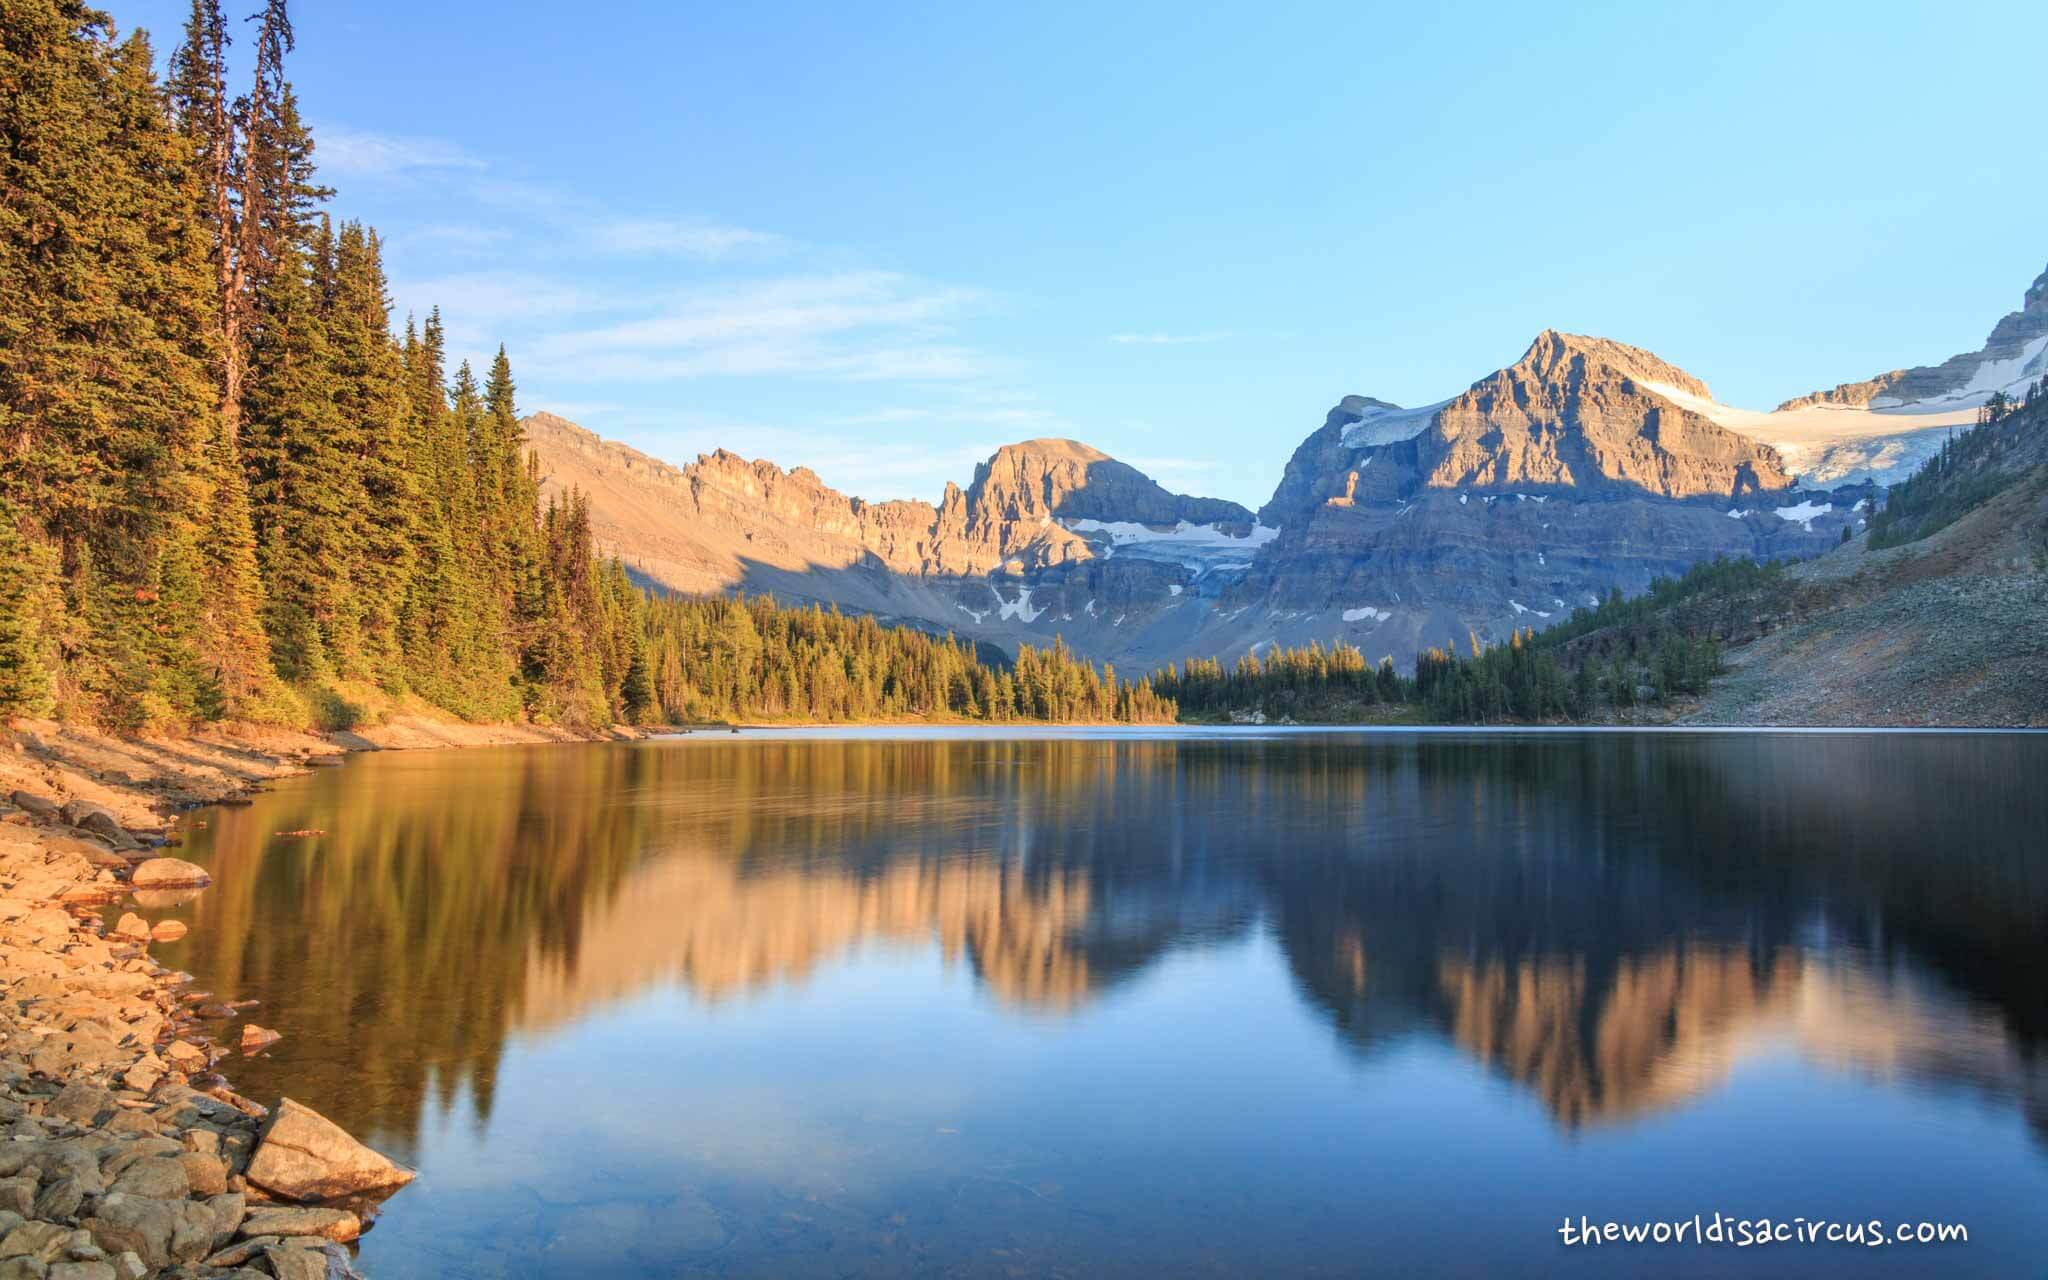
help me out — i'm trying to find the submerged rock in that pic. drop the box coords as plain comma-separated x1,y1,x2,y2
239,1026,280,1054
244,1100,415,1202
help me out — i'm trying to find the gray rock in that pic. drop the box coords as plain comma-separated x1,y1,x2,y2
55,803,138,853
24,1150,100,1198
28,1182,83,1227
109,1256,143,1280
78,1194,215,1271
237,1207,358,1243
0,1257,47,1280
0,1182,32,1221
263,1242,360,1280
45,1264,114,1280
0,1221,70,1262
101,1140,180,1182
174,1152,226,1198
107,1160,186,1202
202,1192,245,1250
244,1100,414,1202
7,792,59,819
45,1087,115,1128
200,1237,276,1268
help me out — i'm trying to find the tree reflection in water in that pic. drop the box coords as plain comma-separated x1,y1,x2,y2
158,731,2048,1158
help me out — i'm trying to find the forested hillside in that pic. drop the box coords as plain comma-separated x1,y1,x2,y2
0,1,1172,731
641,596,1174,724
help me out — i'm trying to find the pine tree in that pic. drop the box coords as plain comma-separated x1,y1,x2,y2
0,501,54,715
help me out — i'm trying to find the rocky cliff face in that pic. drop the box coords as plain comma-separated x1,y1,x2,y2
1425,332,1794,498
1200,333,1839,669
523,414,1269,661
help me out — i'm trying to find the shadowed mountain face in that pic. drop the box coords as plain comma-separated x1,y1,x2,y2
523,259,2042,671
157,732,2048,1154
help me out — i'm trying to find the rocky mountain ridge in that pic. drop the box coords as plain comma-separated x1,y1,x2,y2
524,258,2042,676
1778,263,2048,412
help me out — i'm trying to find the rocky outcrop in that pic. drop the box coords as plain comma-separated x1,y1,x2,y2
1780,261,2048,411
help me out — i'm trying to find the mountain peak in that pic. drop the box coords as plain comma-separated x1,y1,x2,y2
1514,330,1716,402
963,438,1251,528
2024,262,2047,314
993,437,1113,464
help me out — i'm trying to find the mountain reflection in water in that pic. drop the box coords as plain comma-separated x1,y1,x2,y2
161,731,2048,1144
153,730,2048,1276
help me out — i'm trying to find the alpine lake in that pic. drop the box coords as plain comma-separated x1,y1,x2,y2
148,728,2048,1278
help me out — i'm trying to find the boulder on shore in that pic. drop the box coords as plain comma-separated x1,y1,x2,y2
59,798,143,851
131,858,211,890
245,1099,416,1201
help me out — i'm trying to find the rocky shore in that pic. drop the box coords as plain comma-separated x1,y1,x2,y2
0,717,638,1279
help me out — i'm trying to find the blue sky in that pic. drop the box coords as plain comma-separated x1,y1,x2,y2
114,0,2048,511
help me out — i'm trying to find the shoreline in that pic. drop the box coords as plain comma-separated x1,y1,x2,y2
0,715,636,1279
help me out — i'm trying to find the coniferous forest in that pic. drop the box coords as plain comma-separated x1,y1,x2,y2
0,1,1174,730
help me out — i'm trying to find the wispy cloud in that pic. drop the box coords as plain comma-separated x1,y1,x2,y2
1109,331,1227,346
389,270,610,324
825,404,1069,432
527,272,986,383
317,126,486,177
590,217,785,259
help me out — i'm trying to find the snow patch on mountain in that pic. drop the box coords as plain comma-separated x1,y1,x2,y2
1637,378,1980,487
1064,518,1280,576
994,586,1044,623
1773,500,1832,531
1882,333,2048,408
1338,399,1451,448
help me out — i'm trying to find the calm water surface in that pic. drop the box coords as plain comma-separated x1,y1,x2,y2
152,729,2048,1278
